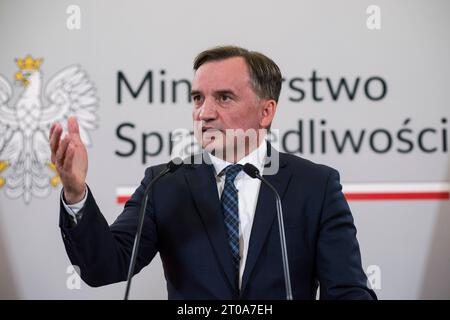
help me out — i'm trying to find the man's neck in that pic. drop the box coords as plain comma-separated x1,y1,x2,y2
218,134,266,163
207,139,267,178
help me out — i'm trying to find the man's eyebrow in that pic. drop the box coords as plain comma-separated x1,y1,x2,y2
214,89,237,96
190,89,237,96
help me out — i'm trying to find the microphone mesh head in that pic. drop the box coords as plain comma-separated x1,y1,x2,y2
243,163,259,178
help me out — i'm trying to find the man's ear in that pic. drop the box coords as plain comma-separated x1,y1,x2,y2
260,99,277,128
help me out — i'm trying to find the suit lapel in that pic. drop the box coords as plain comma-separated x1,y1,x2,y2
240,151,292,294
184,160,238,292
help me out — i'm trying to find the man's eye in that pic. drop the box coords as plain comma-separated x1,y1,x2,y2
192,95,202,103
219,95,231,102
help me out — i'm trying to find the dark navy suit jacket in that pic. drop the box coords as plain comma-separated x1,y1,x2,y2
59,147,376,299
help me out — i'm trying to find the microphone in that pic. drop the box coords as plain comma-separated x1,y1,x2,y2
124,158,184,300
242,163,293,300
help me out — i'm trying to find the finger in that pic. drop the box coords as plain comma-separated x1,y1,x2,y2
63,143,75,172
68,116,80,139
50,125,63,162
50,127,62,162
50,123,61,144
49,123,56,140
56,135,71,168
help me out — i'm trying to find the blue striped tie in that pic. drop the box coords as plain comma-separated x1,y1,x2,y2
221,164,242,276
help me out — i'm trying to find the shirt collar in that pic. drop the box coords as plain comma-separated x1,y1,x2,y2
208,140,267,177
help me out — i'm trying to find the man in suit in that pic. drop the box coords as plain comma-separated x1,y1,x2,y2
51,46,376,299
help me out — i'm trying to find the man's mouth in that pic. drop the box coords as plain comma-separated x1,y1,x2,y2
202,127,221,133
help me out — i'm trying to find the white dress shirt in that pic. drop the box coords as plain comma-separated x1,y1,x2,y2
207,141,266,288
63,141,268,288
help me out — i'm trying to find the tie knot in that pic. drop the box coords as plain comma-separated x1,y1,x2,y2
222,164,242,182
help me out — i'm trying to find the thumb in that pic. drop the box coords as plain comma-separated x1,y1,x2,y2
67,116,81,139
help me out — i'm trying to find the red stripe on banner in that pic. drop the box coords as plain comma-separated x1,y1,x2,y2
117,196,131,204
345,192,450,201
117,192,450,204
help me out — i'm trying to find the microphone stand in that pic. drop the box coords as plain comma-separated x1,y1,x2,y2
243,163,293,300
124,159,182,300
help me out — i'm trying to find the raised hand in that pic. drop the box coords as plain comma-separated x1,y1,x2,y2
49,116,88,204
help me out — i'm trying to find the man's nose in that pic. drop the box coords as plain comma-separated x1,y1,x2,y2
198,98,218,121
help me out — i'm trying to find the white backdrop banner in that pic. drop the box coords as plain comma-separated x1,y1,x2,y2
0,0,449,299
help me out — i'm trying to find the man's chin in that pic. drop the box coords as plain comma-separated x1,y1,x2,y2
202,140,223,154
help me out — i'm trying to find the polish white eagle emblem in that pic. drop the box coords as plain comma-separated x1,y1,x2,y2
0,55,99,204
